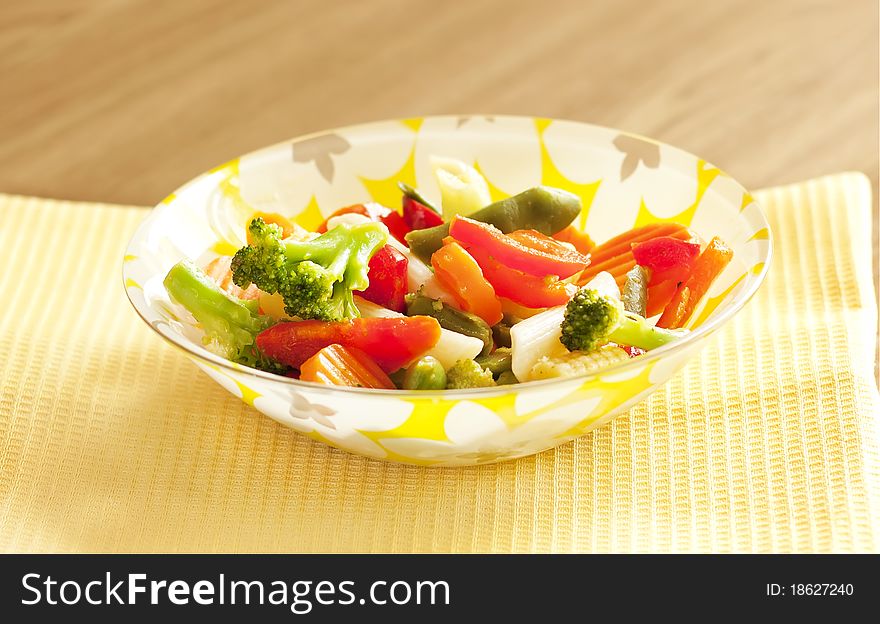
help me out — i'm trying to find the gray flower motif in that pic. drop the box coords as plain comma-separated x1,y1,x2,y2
292,133,351,183
289,390,338,429
613,134,660,181
455,115,496,128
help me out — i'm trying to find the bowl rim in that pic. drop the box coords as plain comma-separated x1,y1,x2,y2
123,114,773,398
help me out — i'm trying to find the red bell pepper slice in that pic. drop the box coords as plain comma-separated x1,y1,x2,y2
455,239,575,309
657,237,733,329
256,316,442,372
403,194,444,230
449,216,588,278
378,210,411,247
317,202,411,246
354,244,408,313
631,236,701,286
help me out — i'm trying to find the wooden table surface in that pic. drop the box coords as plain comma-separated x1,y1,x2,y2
2,1,878,338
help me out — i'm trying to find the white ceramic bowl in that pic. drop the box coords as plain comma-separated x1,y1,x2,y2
123,116,771,466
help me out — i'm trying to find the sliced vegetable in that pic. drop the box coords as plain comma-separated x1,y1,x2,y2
622,265,648,317
378,210,411,247
405,186,582,263
657,236,734,329
456,240,575,309
499,297,549,321
255,316,442,372
354,244,408,313
300,344,395,389
449,216,588,278
530,345,630,380
475,348,512,378
317,203,388,232
431,241,503,325
354,296,484,369
631,236,701,285
402,356,448,390
645,278,680,317
405,292,493,356
430,155,491,220
398,182,440,214
552,225,595,255
403,194,444,230
578,222,693,288
317,202,410,246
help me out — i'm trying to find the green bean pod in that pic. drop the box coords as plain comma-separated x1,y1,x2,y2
405,293,493,356
404,186,582,263
475,348,513,378
496,370,519,386
492,322,512,348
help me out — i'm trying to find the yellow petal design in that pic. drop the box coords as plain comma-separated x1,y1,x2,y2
359,145,417,210
535,119,601,229
400,117,424,133
293,195,324,231
210,240,239,256
688,273,747,329
360,397,453,443
634,159,724,227
746,228,770,242
472,160,510,203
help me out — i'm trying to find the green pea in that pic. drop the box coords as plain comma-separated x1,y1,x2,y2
406,293,493,356
402,356,448,390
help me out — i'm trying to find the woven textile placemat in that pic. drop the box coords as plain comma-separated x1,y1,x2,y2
0,172,877,552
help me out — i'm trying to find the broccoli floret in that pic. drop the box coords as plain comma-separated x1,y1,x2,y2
163,259,283,372
230,217,387,321
446,359,496,389
560,287,684,352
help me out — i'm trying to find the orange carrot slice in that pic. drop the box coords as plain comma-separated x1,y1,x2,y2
657,237,733,328
299,344,395,389
645,278,680,317
552,225,595,255
578,223,693,288
431,241,503,325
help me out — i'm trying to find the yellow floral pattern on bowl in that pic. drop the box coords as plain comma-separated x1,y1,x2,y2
123,116,771,466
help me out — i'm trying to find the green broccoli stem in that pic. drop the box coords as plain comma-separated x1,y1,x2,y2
163,259,263,348
610,313,680,350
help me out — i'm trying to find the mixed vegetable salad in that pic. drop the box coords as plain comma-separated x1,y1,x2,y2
163,157,733,390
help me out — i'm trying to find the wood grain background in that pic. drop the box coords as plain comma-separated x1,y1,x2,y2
1,0,877,314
